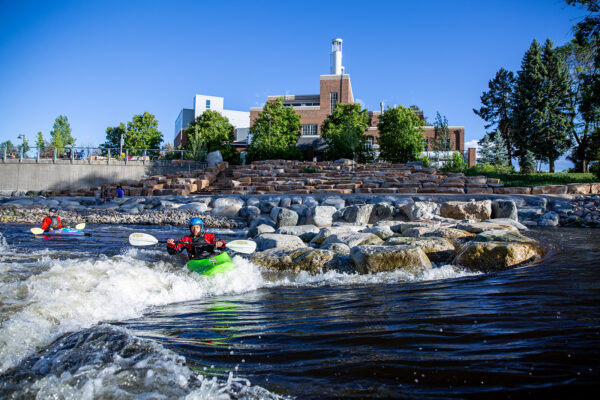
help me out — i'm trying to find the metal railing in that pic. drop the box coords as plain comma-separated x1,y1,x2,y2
1,145,207,169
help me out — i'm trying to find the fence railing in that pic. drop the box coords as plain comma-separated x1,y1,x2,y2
0,146,207,169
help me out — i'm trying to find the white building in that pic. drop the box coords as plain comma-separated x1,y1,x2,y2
174,95,250,147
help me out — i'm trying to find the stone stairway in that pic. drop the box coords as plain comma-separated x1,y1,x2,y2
195,166,236,194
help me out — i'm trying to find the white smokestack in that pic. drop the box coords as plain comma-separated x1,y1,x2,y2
330,38,343,75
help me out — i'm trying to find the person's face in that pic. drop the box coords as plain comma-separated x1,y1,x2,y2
190,225,202,236
49,211,55,216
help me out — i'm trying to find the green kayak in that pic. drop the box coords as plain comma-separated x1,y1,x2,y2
186,252,236,276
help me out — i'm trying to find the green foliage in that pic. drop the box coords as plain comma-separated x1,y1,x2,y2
478,132,509,165
465,163,515,176
466,170,595,187
473,67,516,164
0,140,16,155
519,150,537,174
377,105,425,163
50,115,75,150
247,97,303,162
591,162,600,179
321,103,372,162
440,151,467,172
414,154,431,167
432,112,452,152
102,112,163,155
35,132,45,152
184,110,234,152
302,167,318,173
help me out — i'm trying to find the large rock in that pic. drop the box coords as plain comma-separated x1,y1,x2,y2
482,218,528,231
440,200,492,221
306,206,337,227
239,205,261,219
322,196,345,210
310,225,364,245
206,150,223,167
340,204,374,224
454,221,519,234
538,211,560,227
453,241,542,272
492,200,518,221
474,230,538,244
248,217,276,238
360,225,394,240
255,233,307,251
210,197,244,218
321,232,384,248
270,207,299,227
320,242,351,256
275,225,320,242
384,237,455,263
250,248,338,274
178,202,209,213
350,245,433,274
402,227,476,245
400,201,440,221
259,199,279,214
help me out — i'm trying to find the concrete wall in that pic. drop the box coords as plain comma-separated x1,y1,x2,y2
0,160,204,191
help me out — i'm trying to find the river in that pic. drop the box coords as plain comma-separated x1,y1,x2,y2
0,224,598,399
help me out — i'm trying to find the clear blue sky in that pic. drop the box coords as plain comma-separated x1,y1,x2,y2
0,0,587,168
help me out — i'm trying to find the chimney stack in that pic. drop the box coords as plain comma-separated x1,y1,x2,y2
330,38,343,75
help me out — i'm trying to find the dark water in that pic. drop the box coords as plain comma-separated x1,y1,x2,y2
0,224,598,399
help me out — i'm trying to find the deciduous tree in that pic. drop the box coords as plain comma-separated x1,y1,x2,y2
321,103,371,162
378,105,425,163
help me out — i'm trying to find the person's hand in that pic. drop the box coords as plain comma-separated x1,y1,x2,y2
216,240,224,248
48,228,53,231
167,238,174,245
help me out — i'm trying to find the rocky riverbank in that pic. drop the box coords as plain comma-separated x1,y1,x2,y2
2,193,599,275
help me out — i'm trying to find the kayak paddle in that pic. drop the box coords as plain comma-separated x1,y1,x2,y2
128,233,257,254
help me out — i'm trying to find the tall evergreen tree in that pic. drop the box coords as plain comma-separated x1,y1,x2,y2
511,40,546,173
432,112,452,152
478,132,508,166
538,39,572,172
473,68,516,165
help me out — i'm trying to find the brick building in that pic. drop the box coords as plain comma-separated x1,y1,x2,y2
250,38,465,154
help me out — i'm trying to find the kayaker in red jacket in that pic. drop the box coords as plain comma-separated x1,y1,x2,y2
167,217,226,260
41,208,63,232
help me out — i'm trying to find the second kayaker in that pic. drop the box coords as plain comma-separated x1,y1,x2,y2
166,217,226,260
41,208,63,232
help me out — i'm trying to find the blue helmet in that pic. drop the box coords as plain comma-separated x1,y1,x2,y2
189,217,204,229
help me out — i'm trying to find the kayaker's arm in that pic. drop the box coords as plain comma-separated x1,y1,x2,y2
167,237,192,255
204,233,226,250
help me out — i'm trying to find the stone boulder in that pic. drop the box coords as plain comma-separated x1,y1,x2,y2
210,197,244,218
440,200,492,221
483,218,528,231
453,241,542,272
239,205,261,219
275,225,320,242
310,225,364,245
321,232,384,248
360,225,394,240
306,206,337,227
248,217,276,238
400,201,440,221
322,196,345,210
270,207,299,228
259,199,279,214
178,202,209,213
250,248,338,274
206,150,223,167
384,236,455,263
474,230,538,244
454,221,519,234
252,224,276,236
339,204,374,225
492,200,518,221
320,242,351,256
350,245,433,274
255,233,307,251
538,211,560,227
402,227,476,245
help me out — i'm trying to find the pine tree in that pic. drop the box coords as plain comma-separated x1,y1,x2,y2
478,132,509,165
512,40,547,173
474,68,516,165
539,39,572,172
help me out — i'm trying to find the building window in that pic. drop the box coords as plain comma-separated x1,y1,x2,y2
366,136,375,149
330,92,338,113
302,124,318,136
206,99,211,109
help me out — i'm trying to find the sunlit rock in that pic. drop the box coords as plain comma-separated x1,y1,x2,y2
350,245,433,274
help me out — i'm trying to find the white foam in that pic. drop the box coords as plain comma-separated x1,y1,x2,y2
0,253,263,372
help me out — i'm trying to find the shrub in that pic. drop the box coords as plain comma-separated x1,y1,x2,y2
302,167,318,173
440,151,466,172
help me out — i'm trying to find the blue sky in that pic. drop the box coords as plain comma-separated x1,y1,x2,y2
0,0,587,169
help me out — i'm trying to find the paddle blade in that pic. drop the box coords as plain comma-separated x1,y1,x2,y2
75,223,86,230
30,227,45,235
225,240,257,254
129,233,159,246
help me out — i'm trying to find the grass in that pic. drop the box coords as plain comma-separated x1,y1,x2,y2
467,171,597,187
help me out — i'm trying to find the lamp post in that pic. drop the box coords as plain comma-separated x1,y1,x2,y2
266,114,271,160
17,134,25,160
